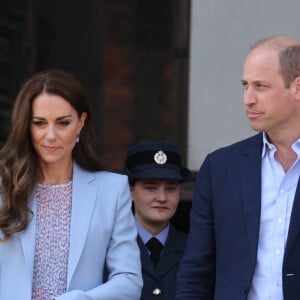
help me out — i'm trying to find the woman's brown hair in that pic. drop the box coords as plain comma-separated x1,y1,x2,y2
0,69,103,241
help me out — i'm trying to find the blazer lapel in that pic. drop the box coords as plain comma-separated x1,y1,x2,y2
138,228,186,278
284,177,300,259
67,163,97,287
20,195,37,284
157,227,185,276
138,236,157,276
241,134,263,267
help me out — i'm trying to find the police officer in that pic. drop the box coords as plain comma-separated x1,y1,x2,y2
124,141,191,300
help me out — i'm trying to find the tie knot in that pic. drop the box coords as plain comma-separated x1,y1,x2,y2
146,237,163,265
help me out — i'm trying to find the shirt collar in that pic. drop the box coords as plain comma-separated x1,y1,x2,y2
262,132,274,158
135,218,169,246
262,132,300,158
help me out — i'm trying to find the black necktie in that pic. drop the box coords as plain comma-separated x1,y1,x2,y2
146,237,163,265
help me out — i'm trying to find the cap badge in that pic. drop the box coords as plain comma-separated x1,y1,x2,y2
154,150,167,165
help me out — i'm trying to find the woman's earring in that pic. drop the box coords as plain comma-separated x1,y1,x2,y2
76,133,80,143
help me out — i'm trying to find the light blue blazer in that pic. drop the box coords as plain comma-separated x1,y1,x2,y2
0,163,142,300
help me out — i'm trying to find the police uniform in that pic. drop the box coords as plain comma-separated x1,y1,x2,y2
138,226,187,300
124,141,192,300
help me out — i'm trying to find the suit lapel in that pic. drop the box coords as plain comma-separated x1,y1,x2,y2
241,134,262,267
157,227,185,276
67,163,97,287
138,236,157,275
284,177,300,259
239,134,300,265
19,164,97,291
138,227,186,278
20,195,37,284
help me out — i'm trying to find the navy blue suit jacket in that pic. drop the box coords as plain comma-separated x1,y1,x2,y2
138,225,187,300
176,133,300,300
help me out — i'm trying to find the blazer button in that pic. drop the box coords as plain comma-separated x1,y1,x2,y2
153,288,162,296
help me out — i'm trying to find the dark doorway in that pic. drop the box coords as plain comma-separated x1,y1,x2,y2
0,0,192,231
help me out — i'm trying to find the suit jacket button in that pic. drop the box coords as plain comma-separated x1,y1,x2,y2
153,288,161,295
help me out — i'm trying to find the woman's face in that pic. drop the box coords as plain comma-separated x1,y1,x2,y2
130,179,180,233
30,92,86,167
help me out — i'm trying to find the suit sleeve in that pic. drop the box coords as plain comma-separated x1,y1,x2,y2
176,155,216,299
55,175,143,300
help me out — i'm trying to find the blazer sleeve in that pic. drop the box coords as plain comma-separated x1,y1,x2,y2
55,173,143,300
176,154,216,299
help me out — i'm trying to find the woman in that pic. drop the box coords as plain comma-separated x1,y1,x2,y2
0,69,142,300
124,141,192,300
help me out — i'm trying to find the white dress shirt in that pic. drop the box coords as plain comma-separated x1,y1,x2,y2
248,133,300,300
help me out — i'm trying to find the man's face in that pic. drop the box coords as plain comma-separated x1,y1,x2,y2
131,179,180,233
242,48,295,139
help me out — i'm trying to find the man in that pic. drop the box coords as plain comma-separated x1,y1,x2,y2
124,141,192,300
175,36,300,300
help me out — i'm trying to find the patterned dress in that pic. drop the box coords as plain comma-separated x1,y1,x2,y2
32,181,72,300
